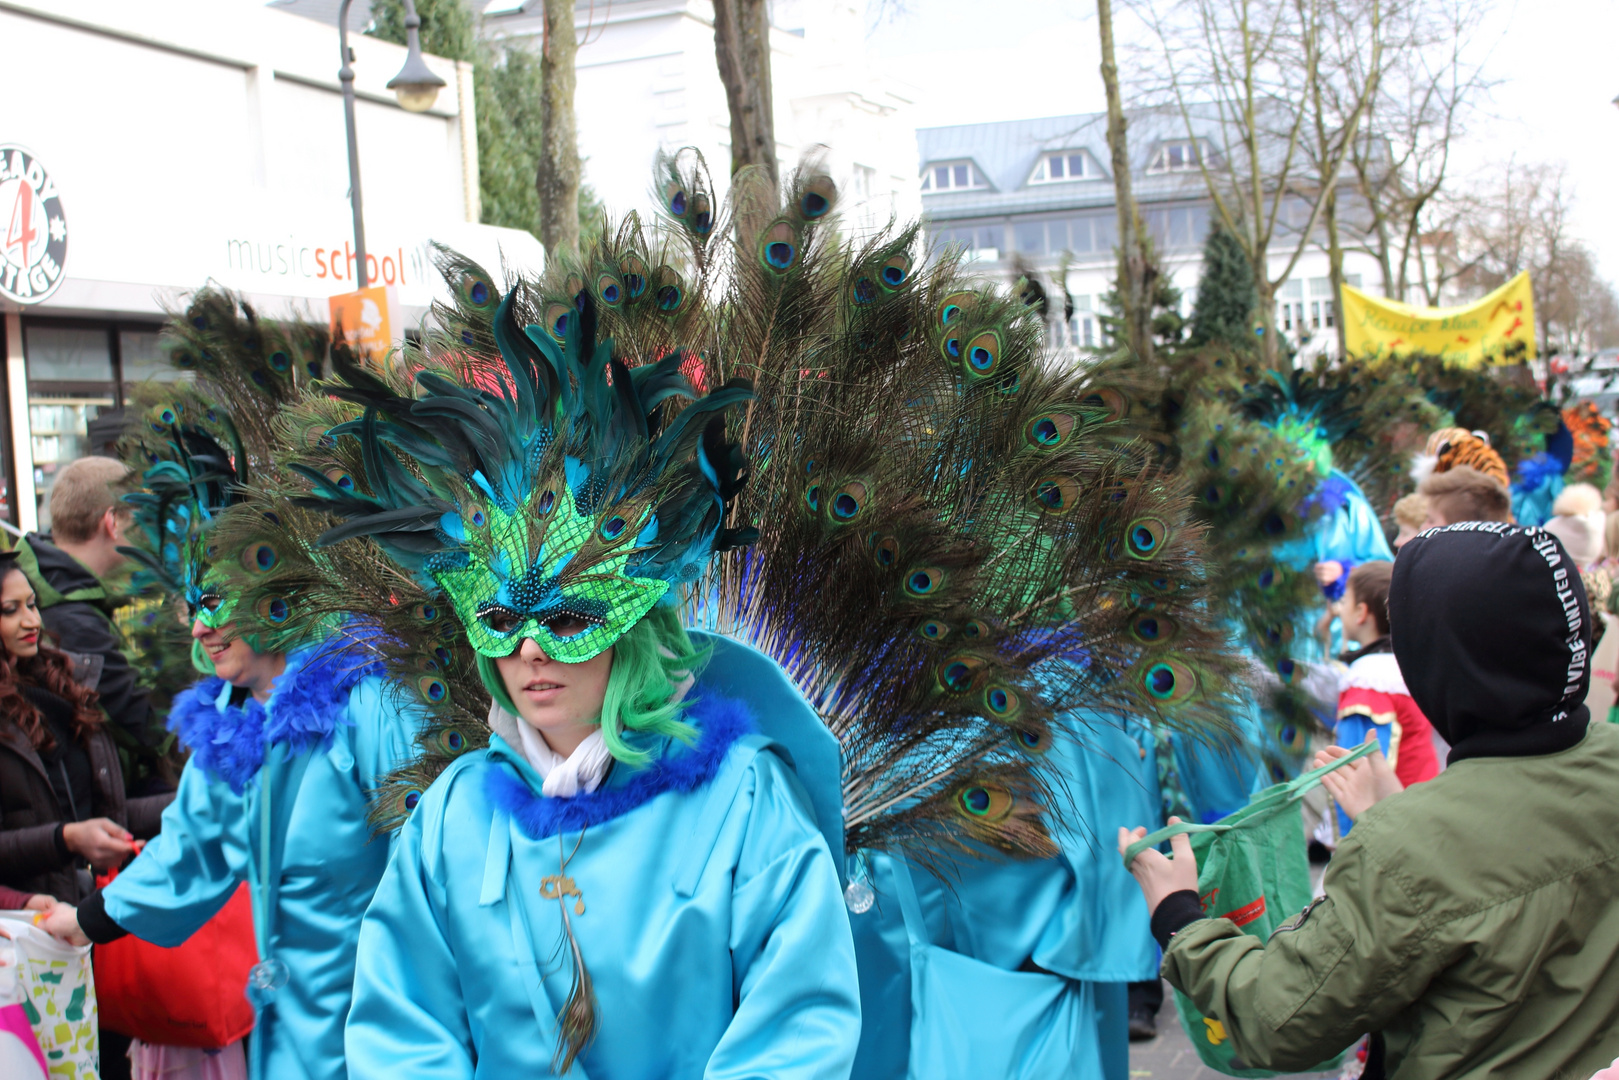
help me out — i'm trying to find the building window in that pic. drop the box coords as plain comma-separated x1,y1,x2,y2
1030,152,1093,184
1013,220,1047,255
920,161,985,193
1147,140,1202,174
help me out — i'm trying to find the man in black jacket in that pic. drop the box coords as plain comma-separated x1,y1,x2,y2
16,457,165,788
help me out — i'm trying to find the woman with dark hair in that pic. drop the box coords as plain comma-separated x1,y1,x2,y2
0,552,169,904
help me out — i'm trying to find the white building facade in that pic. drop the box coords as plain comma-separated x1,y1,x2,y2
1,0,541,531
483,0,921,238
915,111,1385,362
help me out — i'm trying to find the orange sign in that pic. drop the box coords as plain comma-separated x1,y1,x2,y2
328,285,398,364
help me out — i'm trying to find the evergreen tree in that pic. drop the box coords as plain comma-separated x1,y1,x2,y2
1186,222,1259,349
370,0,474,62
369,0,601,247
1100,229,1184,351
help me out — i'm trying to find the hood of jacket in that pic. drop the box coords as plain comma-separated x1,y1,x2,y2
20,534,106,602
1391,522,1591,763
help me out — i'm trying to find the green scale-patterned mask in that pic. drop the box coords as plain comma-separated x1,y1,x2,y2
432,485,669,663
304,276,756,665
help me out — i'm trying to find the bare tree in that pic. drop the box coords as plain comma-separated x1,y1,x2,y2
1459,163,1619,360
712,0,778,199
1304,0,1393,356
536,0,582,255
1126,0,1380,368
1098,0,1155,364
1338,0,1495,307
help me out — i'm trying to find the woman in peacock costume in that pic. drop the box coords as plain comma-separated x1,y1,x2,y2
49,290,430,1080
1233,370,1395,662
205,156,1240,1077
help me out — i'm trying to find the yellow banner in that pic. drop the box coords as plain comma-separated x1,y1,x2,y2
1341,271,1536,366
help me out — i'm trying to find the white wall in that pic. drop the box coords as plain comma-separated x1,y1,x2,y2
1,0,540,321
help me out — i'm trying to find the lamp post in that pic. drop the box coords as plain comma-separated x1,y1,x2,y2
337,0,448,289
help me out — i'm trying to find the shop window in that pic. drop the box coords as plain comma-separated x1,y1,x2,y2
1014,221,1047,254
22,319,159,531
120,329,190,392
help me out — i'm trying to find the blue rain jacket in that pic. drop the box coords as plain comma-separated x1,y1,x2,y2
342,654,860,1079
100,640,425,1080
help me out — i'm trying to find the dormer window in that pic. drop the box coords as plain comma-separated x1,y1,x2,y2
1030,152,1094,184
920,161,986,193
1147,140,1203,174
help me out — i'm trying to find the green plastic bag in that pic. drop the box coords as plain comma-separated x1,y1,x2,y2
1124,741,1375,1077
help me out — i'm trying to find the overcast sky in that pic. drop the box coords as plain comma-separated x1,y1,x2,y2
868,0,1619,288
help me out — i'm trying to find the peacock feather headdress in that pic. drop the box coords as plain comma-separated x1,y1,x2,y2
290,282,753,666
117,288,330,644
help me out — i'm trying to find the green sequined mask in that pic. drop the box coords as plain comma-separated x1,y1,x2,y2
430,486,669,663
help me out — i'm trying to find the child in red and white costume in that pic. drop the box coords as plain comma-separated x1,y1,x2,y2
1333,561,1439,831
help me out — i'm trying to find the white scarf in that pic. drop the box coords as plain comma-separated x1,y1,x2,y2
517,722,614,799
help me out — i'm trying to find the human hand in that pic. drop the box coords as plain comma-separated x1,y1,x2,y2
24,894,55,912
1118,816,1200,914
39,904,88,947
61,818,134,871
1314,561,1345,586
1315,733,1403,820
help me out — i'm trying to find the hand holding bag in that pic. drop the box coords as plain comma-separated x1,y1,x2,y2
1122,740,1377,1078
92,843,257,1049
0,911,98,1079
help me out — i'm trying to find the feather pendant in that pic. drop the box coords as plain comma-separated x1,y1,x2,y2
552,903,599,1074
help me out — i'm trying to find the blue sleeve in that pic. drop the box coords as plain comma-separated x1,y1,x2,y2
345,775,473,1080
708,754,862,1080
1175,706,1265,824
1334,714,1390,757
100,757,250,946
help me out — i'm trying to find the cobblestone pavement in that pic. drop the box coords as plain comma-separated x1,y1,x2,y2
1128,982,1344,1080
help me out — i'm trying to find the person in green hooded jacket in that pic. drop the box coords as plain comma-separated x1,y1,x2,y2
1121,522,1619,1079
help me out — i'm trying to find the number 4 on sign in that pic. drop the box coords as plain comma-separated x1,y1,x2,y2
6,180,36,266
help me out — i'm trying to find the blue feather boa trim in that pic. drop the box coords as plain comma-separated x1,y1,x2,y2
167,635,387,793
1512,451,1565,493
486,692,756,840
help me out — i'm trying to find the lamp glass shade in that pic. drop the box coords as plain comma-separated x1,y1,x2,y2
394,83,441,112
387,50,447,113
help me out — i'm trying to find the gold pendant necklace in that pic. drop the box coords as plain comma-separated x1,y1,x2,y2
540,828,587,915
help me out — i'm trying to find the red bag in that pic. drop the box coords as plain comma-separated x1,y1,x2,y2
93,844,258,1048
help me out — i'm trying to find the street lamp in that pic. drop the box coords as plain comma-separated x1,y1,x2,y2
337,0,448,289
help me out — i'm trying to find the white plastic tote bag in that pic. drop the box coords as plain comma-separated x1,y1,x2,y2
0,910,98,1078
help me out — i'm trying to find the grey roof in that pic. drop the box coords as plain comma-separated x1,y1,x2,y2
916,107,1224,221
266,0,373,31
266,0,530,32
